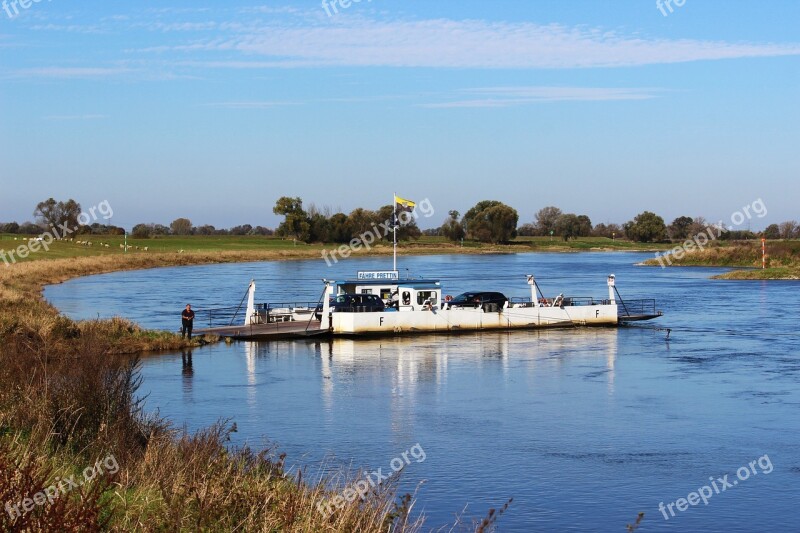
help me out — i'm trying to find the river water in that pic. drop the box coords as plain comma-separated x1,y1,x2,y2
44,253,800,532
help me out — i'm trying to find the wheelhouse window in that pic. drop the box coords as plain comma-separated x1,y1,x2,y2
417,291,438,305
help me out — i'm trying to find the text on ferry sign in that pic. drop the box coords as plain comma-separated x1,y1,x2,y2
357,270,399,280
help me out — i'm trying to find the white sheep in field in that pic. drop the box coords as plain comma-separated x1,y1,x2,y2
143,247,149,251
105,244,110,248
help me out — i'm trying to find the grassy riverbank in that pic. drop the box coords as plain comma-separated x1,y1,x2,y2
640,241,800,280
2,246,531,530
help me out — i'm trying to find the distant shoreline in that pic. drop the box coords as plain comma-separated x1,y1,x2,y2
0,233,674,267
639,242,800,280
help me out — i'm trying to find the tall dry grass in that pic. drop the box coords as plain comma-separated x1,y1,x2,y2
643,240,800,271
0,324,426,531
114,423,424,532
0,433,112,532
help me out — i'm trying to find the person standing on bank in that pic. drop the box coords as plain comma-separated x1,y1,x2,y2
181,304,195,339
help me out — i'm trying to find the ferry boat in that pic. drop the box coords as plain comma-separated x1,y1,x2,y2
197,195,661,340
232,270,662,339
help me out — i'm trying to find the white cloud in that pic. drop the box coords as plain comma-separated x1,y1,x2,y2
9,12,800,86
422,86,663,108
201,101,301,109
183,18,800,69
144,7,213,15
9,67,134,79
238,6,305,15
29,23,107,34
136,21,219,33
43,114,109,120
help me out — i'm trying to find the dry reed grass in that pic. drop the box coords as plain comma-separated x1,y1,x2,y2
642,240,800,278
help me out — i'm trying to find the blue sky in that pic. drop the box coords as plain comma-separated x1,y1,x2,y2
1,0,798,230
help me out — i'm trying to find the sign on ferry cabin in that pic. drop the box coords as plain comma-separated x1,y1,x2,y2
357,270,400,281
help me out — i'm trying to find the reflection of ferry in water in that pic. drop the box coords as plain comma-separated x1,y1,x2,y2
202,270,662,340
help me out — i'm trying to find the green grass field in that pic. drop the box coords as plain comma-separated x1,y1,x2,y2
0,233,677,265
0,234,327,263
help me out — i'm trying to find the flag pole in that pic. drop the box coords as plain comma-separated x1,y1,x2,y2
393,192,397,271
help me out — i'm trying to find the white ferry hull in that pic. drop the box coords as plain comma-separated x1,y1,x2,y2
330,304,618,335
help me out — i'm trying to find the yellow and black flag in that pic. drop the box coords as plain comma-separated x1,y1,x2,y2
394,195,416,210
393,195,415,227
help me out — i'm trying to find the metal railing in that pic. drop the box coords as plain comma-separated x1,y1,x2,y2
193,302,322,328
253,302,320,324
331,305,385,313
509,296,612,308
617,298,659,317
191,306,246,328
256,302,320,311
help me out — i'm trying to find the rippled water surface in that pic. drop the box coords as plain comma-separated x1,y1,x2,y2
45,253,800,531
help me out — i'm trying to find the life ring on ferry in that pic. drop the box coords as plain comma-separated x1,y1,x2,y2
538,298,548,305
445,295,453,302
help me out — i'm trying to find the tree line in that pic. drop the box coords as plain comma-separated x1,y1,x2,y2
270,197,524,245
271,197,423,243
3,197,799,243
130,220,274,238
0,198,126,236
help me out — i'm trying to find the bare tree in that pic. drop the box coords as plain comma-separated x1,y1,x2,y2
170,218,193,235
306,203,321,218
591,223,622,238
534,206,562,236
686,216,711,238
778,220,798,239
34,198,82,236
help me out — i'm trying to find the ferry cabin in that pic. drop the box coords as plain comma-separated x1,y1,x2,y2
333,278,442,311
